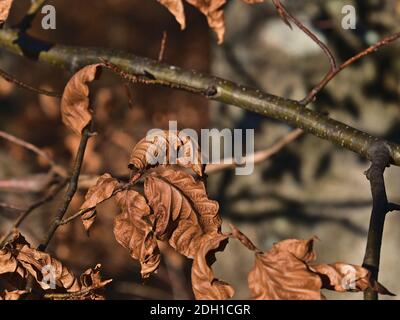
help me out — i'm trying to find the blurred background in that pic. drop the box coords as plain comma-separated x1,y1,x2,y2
0,0,399,299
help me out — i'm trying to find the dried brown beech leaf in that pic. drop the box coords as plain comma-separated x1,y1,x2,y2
0,290,28,300
80,173,119,233
144,169,221,258
0,233,111,299
0,0,13,23
113,190,161,278
310,263,394,296
61,64,102,135
186,0,226,43
0,232,34,280
191,234,234,300
12,238,81,292
158,0,186,29
129,130,203,176
248,238,322,300
248,238,393,300
157,0,264,43
49,264,112,300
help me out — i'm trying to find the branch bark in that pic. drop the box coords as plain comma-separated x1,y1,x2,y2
37,127,91,251
362,142,399,300
0,29,400,166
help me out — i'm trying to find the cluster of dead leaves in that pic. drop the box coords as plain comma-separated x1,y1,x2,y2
158,0,265,43
0,0,13,24
0,232,111,300
79,155,226,297
230,226,394,300
58,65,395,299
59,64,228,297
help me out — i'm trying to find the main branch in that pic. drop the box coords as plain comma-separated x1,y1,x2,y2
1,28,400,166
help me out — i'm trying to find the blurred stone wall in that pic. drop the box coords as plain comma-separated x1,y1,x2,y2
210,0,400,299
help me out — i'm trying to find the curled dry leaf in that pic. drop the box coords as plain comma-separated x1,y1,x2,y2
0,290,28,300
129,130,203,176
61,64,102,135
157,0,264,43
248,238,322,300
6,233,81,292
158,0,186,29
248,237,393,300
113,190,161,278
49,264,113,300
191,234,234,300
0,232,111,299
144,169,221,258
0,0,13,23
310,263,394,296
80,173,119,233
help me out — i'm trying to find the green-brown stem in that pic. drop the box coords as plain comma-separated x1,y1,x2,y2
1,28,399,165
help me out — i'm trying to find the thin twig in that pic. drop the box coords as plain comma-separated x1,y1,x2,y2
0,130,55,166
0,130,67,177
158,31,167,62
205,128,303,173
101,58,212,97
0,68,62,97
0,180,67,247
59,182,136,225
0,202,25,212
37,127,91,251
272,0,337,73
123,83,135,109
43,281,111,299
302,32,400,105
0,173,55,193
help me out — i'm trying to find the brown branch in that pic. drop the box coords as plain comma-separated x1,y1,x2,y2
0,130,67,177
0,180,67,247
158,31,167,62
205,128,303,173
0,173,56,193
43,281,111,300
0,130,54,166
0,67,62,97
0,202,25,212
59,181,137,225
272,0,337,73
302,32,400,105
37,127,92,251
